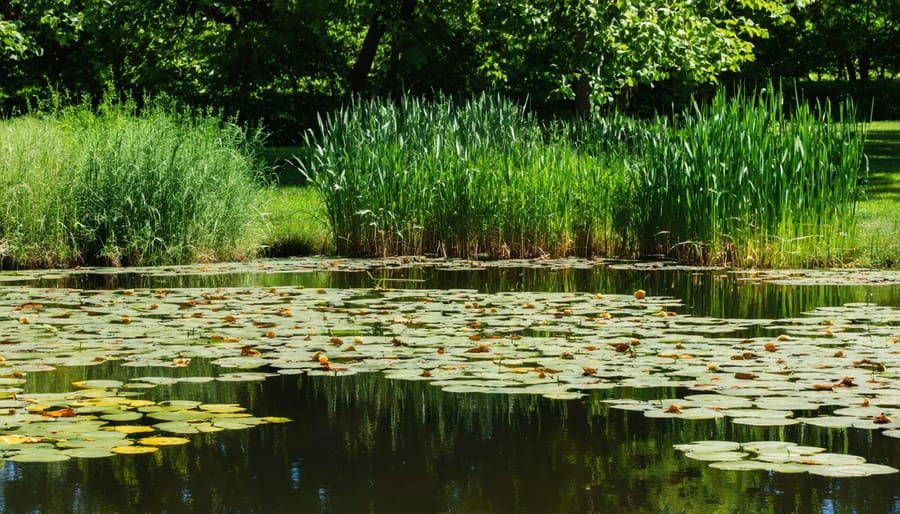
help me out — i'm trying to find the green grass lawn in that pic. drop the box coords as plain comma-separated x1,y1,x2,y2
258,146,331,256
260,185,330,256
856,121,900,268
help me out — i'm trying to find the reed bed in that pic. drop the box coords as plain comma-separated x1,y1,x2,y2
621,87,867,266
299,89,867,266
0,97,266,268
297,95,623,258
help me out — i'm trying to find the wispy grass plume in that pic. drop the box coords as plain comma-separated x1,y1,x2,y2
0,95,266,267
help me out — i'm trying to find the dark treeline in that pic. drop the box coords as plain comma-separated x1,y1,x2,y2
2,1,899,143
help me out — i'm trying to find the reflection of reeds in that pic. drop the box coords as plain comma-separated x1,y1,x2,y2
0,95,266,267
300,87,866,267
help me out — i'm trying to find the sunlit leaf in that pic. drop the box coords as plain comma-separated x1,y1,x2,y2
139,436,191,446
111,445,159,455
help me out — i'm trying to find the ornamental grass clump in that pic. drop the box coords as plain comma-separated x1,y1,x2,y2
0,96,266,268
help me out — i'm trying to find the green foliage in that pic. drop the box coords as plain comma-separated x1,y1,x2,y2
0,96,267,267
3,0,792,138
619,86,867,266
298,89,867,266
748,0,900,82
297,94,624,257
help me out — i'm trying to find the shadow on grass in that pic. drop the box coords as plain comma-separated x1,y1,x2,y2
865,128,900,198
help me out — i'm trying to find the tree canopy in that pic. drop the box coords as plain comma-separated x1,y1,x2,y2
2,0,898,139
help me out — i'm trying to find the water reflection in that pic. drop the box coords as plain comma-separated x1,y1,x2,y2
3,370,900,513
16,262,900,320
1,262,899,513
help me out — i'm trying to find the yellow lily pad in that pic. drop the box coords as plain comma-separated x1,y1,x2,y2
198,404,246,414
0,434,45,444
139,436,191,446
260,416,293,424
104,425,156,434
111,445,159,455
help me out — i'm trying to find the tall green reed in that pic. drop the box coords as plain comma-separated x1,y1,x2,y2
296,94,623,258
297,87,867,266
620,86,867,266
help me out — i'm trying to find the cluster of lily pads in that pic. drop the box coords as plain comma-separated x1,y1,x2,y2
1,258,899,469
0,379,290,462
675,440,899,477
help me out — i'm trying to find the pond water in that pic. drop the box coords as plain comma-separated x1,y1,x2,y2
1,259,899,513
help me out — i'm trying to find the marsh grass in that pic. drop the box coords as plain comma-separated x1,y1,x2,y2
619,87,867,266
0,96,267,267
299,90,867,266
297,95,624,257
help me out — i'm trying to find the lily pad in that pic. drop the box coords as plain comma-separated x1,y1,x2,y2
6,448,71,462
111,445,159,455
139,436,191,446
808,463,899,477
62,447,116,458
72,380,124,390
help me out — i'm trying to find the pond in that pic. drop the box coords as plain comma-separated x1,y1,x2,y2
1,258,899,513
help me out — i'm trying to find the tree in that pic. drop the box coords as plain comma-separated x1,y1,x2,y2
527,0,784,114
3,0,802,131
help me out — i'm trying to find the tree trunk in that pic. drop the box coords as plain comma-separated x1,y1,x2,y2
859,51,871,81
844,59,857,81
573,30,591,117
349,0,418,95
349,12,387,93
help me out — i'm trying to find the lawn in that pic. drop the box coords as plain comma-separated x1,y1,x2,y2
856,121,900,268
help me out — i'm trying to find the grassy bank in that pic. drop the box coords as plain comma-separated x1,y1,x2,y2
3,92,893,269
260,186,330,256
856,121,900,267
296,90,867,266
0,97,267,268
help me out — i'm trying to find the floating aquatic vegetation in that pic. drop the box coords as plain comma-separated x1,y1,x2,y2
0,380,290,462
3,257,898,288
0,271,899,460
675,440,899,477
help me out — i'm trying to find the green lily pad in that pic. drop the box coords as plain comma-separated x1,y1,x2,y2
101,411,144,422
6,448,71,462
72,380,124,390
153,421,200,434
683,451,749,462
62,447,116,458
808,463,899,477
710,461,811,473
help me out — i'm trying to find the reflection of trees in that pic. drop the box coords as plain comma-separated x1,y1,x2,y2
20,263,900,318
4,263,900,512
5,371,900,512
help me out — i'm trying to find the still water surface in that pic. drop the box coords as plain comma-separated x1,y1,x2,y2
1,260,899,513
